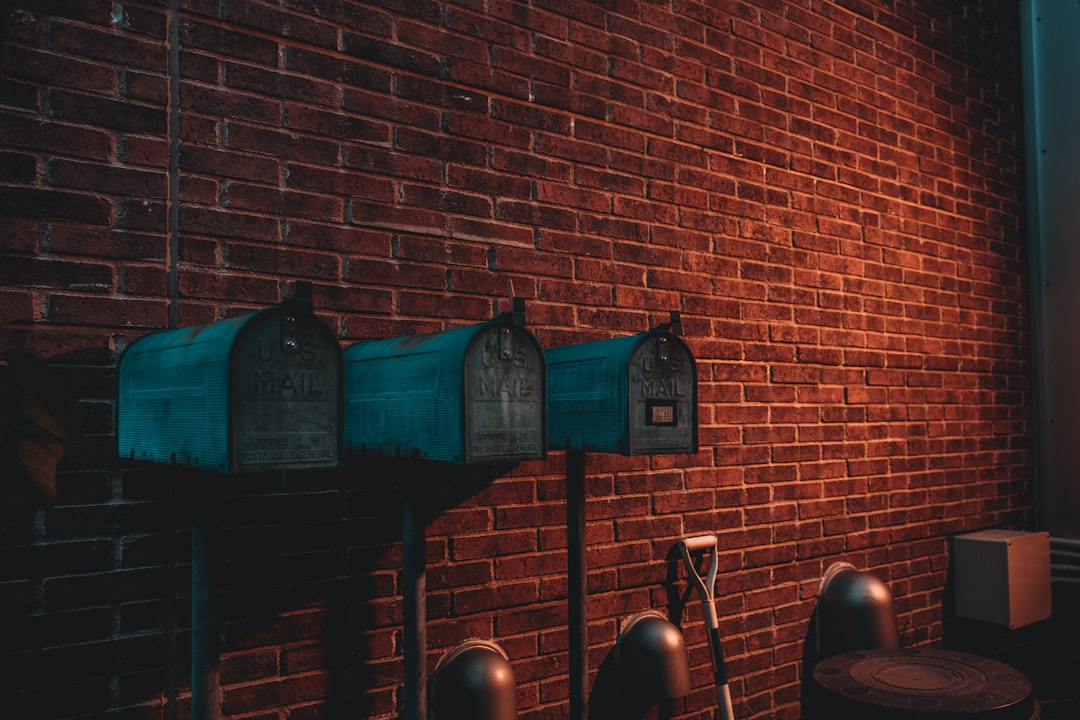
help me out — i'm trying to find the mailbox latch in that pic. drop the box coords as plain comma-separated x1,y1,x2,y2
500,327,513,360
281,281,314,353
283,312,299,353
657,335,670,366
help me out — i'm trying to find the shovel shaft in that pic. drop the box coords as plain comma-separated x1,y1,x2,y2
708,627,728,685
679,535,735,720
716,681,735,720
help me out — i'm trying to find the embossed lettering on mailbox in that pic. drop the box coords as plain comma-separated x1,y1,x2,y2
465,325,544,461
232,313,340,472
630,338,695,454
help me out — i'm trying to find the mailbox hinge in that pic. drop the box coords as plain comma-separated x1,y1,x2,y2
656,334,671,366
498,297,526,328
652,311,682,366
282,311,299,353
499,326,513,361
281,281,314,353
651,310,682,336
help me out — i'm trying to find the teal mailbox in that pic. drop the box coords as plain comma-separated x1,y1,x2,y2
117,283,343,473
546,318,697,455
343,300,546,464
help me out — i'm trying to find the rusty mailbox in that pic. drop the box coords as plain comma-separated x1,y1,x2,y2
343,300,546,464
545,317,697,455
117,283,343,473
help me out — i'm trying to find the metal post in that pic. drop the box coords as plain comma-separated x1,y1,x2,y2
567,449,587,720
403,493,427,720
191,497,220,720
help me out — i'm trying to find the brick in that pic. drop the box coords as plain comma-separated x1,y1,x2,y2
340,31,442,78
225,0,337,47
49,20,164,71
177,271,279,305
491,198,574,232
0,151,36,182
46,294,160,329
180,19,279,65
177,146,272,184
224,184,344,223
225,122,338,165
0,113,111,160
393,126,487,167
284,106,389,146
0,186,111,223
179,206,280,242
3,44,116,94
224,242,340,279
123,69,167,105
47,88,164,134
226,62,337,106
48,159,166,198
283,47,391,93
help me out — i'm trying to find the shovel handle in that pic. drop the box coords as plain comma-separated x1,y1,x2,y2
681,534,717,553
678,535,719,620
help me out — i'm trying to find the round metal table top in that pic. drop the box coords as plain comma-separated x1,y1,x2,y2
811,647,1038,719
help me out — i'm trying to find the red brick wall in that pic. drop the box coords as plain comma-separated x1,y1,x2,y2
0,1,1029,719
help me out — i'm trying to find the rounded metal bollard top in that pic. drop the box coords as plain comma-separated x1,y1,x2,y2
431,639,517,720
817,562,900,658
617,610,692,703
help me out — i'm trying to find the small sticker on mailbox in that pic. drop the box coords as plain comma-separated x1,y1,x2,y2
648,401,676,426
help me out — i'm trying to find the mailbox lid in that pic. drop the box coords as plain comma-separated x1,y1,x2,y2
118,298,343,473
118,314,249,471
546,331,697,455
343,323,476,462
546,334,637,453
343,315,547,464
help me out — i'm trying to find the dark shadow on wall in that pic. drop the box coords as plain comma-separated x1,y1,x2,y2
210,456,511,719
0,391,513,720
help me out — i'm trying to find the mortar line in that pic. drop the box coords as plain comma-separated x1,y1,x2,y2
166,0,181,330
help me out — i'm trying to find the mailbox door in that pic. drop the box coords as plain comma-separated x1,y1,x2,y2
627,334,697,454
230,310,342,472
462,324,546,463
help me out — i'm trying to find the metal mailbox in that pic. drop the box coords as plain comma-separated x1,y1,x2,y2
546,319,697,455
118,283,343,473
343,300,546,465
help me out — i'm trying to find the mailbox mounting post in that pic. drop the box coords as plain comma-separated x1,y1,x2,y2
545,315,698,720
343,300,547,720
567,449,588,720
117,282,343,720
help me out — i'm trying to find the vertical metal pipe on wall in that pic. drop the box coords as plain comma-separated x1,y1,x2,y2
567,450,587,720
1020,0,1080,539
403,494,427,720
191,499,221,720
